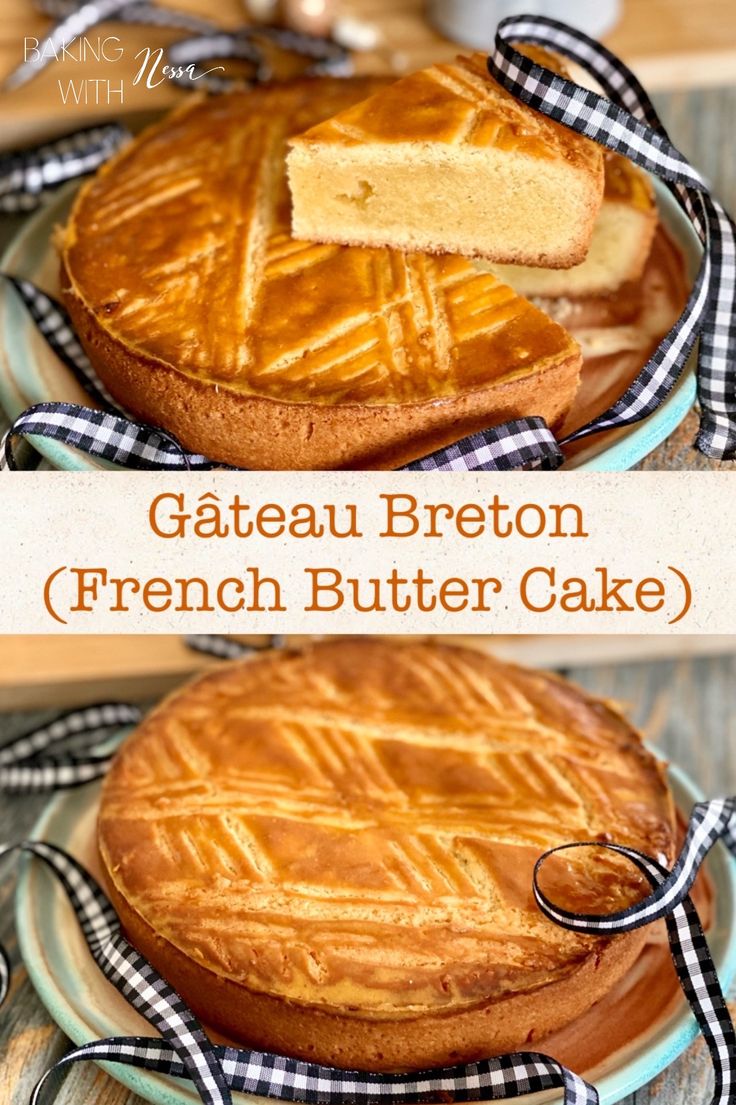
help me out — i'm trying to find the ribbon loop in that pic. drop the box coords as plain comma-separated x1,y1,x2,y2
532,797,736,1105
533,796,736,931
483,15,736,463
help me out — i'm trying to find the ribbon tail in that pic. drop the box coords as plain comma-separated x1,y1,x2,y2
693,198,736,459
533,798,736,1105
665,897,736,1105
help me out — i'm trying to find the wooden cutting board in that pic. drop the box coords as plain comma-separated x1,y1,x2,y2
1,0,735,150
0,634,733,710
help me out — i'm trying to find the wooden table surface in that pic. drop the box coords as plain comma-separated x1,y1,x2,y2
1,648,735,1104
1,79,734,470
2,0,736,150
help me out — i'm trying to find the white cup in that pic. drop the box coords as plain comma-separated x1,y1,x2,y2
427,0,620,49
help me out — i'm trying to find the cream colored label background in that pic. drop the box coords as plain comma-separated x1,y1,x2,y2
2,471,731,633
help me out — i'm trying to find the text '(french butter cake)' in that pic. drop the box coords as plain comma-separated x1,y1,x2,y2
98,640,674,1071
59,79,583,470
287,50,604,266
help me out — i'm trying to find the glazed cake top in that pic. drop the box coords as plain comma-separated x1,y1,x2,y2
289,50,602,173
98,640,674,1018
61,78,578,408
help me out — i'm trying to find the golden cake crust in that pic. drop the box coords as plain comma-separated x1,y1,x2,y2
287,50,604,267
292,51,600,175
98,640,675,1069
59,78,582,470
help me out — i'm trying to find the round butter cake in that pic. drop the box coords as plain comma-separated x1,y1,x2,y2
59,79,581,470
98,640,674,1070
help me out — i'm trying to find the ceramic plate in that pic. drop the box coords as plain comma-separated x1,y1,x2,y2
0,179,701,472
15,757,736,1105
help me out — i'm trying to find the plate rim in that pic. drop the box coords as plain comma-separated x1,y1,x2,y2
15,757,736,1105
0,178,701,473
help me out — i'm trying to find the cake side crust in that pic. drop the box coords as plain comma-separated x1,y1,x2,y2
60,257,581,470
103,869,648,1072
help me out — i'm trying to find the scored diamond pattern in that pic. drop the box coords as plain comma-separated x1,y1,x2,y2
99,642,674,1017
301,49,603,166
63,79,574,407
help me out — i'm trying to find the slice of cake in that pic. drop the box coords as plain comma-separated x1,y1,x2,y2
487,151,658,298
287,49,604,267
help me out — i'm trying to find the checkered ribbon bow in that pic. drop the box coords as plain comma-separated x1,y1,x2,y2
1,15,735,470
2,692,736,1105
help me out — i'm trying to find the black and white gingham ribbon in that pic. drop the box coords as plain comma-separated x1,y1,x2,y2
184,632,287,659
0,124,129,213
3,790,736,1105
534,796,736,1105
474,14,736,467
0,701,141,790
165,27,351,92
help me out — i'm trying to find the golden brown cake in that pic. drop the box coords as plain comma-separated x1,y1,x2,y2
488,151,658,298
287,50,604,266
58,78,582,471
98,640,675,1071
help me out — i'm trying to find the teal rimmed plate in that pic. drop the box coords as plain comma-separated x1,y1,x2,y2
15,757,736,1105
0,179,701,472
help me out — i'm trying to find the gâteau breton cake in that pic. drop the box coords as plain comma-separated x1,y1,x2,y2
487,150,658,298
98,640,674,1071
287,49,604,266
58,79,582,471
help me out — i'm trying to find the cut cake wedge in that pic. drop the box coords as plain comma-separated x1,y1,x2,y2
287,49,604,267
487,151,658,298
